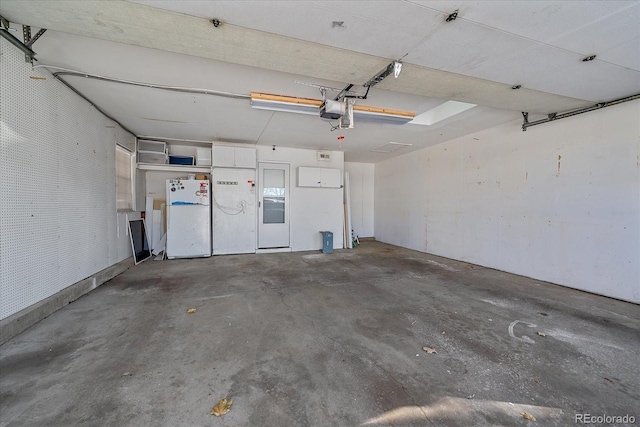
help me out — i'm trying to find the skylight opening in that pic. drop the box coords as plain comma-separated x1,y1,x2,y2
409,101,477,126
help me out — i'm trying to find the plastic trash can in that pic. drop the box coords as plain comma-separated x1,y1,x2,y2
320,231,333,254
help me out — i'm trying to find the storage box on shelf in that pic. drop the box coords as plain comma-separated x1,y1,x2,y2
138,140,168,165
169,155,195,165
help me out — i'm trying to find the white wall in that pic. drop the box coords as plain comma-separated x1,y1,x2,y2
375,100,640,303
257,146,344,251
145,171,195,199
344,162,375,238
0,38,136,320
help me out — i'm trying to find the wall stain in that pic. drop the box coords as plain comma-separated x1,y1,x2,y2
556,155,562,177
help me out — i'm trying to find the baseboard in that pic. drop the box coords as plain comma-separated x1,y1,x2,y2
256,247,293,254
0,257,134,345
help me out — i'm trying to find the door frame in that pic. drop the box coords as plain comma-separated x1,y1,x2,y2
257,161,291,250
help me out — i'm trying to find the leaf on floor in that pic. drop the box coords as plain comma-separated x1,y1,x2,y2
211,397,233,416
521,412,536,421
536,331,546,337
422,346,437,354
187,308,197,314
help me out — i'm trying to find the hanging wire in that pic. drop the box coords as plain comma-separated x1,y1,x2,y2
214,198,251,215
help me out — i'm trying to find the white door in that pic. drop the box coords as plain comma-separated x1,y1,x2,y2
213,168,257,255
258,163,290,248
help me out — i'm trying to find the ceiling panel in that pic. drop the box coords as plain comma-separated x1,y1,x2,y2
411,1,640,68
61,76,272,142
376,64,590,114
551,2,640,71
403,7,640,101
0,0,388,84
132,0,442,60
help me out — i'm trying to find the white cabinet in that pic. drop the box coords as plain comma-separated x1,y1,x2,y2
213,146,256,168
297,167,341,188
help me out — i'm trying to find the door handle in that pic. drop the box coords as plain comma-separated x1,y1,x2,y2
258,201,261,207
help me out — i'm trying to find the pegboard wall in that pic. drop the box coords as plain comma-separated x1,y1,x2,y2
0,38,136,320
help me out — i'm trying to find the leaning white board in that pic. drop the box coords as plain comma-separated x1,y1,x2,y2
344,171,353,249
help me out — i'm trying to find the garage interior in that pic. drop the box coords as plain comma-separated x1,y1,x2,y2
1,1,639,426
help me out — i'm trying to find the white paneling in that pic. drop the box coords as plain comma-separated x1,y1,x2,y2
133,0,440,60
404,11,640,101
427,1,640,71
145,171,191,198
234,147,257,169
298,167,322,187
257,147,344,251
298,167,341,188
0,38,134,320
375,99,640,303
213,146,257,168
213,146,235,167
344,163,375,238
1,0,385,84
213,168,257,255
320,168,342,188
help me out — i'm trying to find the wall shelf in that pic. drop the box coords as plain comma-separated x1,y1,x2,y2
137,163,211,173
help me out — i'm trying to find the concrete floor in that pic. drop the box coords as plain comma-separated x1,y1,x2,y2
1,241,639,426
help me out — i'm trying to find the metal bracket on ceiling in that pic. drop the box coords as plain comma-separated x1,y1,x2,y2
521,93,640,131
364,61,396,88
334,83,370,101
0,15,36,61
22,25,31,62
521,112,529,131
26,28,47,48
20,25,46,63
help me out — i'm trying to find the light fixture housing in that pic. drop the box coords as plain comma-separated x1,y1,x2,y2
250,93,414,125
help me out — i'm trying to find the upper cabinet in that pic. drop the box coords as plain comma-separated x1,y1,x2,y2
297,167,341,188
213,146,256,169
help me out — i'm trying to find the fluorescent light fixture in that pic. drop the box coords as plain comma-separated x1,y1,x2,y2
354,110,413,125
250,92,415,125
371,142,412,153
251,98,319,115
409,100,476,126
251,93,320,116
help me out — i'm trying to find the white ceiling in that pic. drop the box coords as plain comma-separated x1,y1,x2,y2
1,0,638,162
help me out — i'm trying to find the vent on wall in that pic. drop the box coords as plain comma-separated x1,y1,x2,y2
317,151,332,161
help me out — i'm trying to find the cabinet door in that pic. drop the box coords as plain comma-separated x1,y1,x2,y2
213,146,235,167
234,147,257,168
320,168,341,188
298,167,321,187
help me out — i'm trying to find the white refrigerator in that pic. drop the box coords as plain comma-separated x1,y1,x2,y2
166,179,212,259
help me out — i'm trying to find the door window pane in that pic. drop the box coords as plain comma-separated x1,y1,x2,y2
263,169,285,223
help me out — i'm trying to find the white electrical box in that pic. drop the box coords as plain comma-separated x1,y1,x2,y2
213,146,256,168
297,167,341,188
